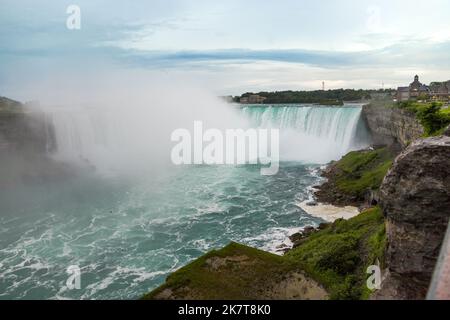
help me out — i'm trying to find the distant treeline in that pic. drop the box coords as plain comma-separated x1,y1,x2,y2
233,89,394,104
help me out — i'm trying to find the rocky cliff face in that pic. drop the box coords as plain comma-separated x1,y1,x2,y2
0,112,55,155
362,102,424,149
0,97,65,188
375,134,450,299
0,98,55,154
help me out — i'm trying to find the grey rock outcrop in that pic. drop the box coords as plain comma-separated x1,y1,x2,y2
362,102,424,149
375,135,450,299
0,97,66,189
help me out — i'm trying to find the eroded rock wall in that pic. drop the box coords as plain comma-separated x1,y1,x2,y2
375,135,450,299
362,102,424,149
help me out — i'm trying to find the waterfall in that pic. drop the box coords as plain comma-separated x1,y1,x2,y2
45,104,369,173
47,110,124,170
43,99,247,175
241,105,369,163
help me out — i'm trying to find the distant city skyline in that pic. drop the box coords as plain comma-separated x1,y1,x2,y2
1,0,450,101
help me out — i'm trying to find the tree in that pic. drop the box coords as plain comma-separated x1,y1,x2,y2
417,103,446,135
417,93,429,101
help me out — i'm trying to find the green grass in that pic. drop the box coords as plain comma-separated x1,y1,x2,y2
143,207,386,300
142,242,296,300
332,148,393,200
285,206,386,299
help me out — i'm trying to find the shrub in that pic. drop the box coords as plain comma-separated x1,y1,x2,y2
334,148,393,199
417,102,450,136
396,101,450,136
286,207,386,299
315,234,360,275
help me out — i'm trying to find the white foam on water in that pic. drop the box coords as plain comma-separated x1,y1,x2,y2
298,201,360,222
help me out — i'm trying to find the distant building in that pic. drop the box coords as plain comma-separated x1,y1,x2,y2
409,75,430,99
396,86,410,101
429,81,450,102
240,94,266,104
396,75,430,101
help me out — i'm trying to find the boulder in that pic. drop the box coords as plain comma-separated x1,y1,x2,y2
375,135,450,299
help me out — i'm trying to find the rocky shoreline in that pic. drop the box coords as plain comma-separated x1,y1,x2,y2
283,200,361,253
313,147,395,210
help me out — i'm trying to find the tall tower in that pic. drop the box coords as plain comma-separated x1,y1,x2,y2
322,81,325,91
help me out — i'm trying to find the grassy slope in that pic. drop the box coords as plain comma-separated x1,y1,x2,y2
285,207,385,299
334,148,393,198
142,242,296,300
315,147,394,206
143,207,386,300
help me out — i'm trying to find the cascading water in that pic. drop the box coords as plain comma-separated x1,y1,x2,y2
46,104,368,170
241,104,368,163
47,109,136,175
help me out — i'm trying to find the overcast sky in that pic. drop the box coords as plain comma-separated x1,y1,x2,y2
1,0,450,100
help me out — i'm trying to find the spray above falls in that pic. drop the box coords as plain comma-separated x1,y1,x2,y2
43,101,369,176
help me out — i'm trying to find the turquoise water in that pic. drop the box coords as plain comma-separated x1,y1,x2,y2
0,104,368,299
0,163,324,299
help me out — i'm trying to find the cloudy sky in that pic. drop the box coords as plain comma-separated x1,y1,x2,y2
1,0,450,100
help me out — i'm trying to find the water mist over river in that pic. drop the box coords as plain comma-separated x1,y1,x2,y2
0,95,370,299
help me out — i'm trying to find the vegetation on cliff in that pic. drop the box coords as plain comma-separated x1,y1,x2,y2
286,206,385,299
143,207,386,300
142,242,327,300
315,148,394,206
396,101,450,136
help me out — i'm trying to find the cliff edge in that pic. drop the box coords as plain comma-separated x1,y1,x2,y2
374,134,450,299
362,101,424,149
